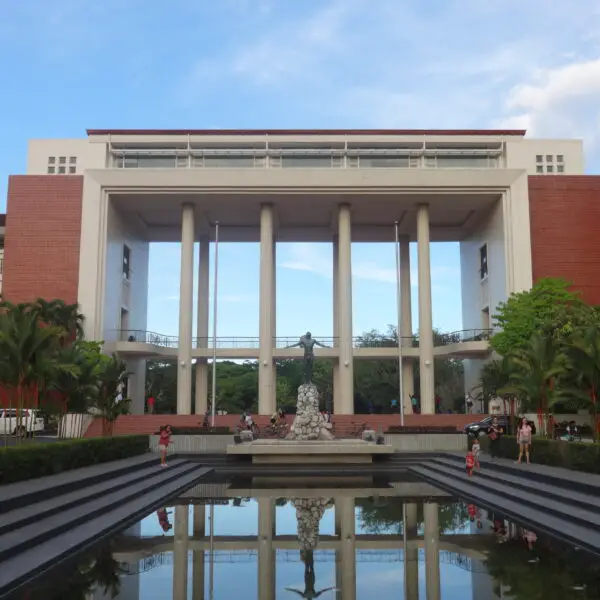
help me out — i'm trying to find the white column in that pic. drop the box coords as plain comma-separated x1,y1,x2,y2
404,503,419,600
337,205,354,414
177,204,195,415
193,505,205,600
332,236,341,413
272,241,277,404
195,237,210,415
258,498,276,600
259,204,275,415
417,204,435,415
400,238,415,414
125,358,146,414
424,502,441,600
335,497,356,600
173,506,190,600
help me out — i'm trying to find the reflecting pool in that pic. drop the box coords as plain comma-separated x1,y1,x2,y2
17,476,600,599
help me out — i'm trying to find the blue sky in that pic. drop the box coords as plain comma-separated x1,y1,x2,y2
2,0,600,339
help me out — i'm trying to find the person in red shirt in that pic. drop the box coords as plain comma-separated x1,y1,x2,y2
158,424,172,467
465,450,475,477
157,507,172,532
147,396,155,414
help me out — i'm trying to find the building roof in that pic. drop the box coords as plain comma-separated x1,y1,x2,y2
86,128,527,137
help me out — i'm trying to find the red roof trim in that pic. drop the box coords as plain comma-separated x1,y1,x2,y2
86,128,526,137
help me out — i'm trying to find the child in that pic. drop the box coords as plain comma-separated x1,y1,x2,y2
465,449,475,477
472,438,481,470
158,425,172,468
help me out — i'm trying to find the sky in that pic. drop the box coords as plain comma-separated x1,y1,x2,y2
2,0,600,340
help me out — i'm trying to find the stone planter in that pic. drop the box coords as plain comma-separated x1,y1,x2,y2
149,434,234,454
384,432,467,452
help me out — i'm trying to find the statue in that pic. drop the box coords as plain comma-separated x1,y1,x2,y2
287,332,329,383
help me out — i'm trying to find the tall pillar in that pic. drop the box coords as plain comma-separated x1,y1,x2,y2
337,205,354,414
259,204,275,415
177,204,195,415
192,505,205,600
332,236,340,413
335,497,356,600
400,238,414,414
173,506,190,600
258,498,276,600
272,241,277,404
404,503,419,600
195,237,210,415
424,502,441,600
417,204,435,415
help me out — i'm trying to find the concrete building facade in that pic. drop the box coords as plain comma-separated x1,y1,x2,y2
2,129,597,416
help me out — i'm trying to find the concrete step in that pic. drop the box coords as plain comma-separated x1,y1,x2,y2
0,453,158,512
0,461,202,563
431,457,600,515
413,462,600,534
411,465,600,557
0,465,211,599
0,458,189,536
440,452,600,496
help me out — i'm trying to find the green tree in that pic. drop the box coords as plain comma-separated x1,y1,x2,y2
91,354,131,436
30,298,85,341
491,278,594,357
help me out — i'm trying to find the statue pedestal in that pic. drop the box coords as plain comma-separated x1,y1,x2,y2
287,383,333,441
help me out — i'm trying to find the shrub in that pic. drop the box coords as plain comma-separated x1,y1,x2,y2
0,435,149,484
153,427,231,435
385,426,459,434
479,435,600,474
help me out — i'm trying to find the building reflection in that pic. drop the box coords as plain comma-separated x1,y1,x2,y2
110,487,492,600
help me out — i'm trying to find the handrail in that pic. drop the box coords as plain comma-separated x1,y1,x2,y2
110,329,493,349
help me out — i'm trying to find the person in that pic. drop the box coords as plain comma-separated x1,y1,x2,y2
488,417,503,459
472,438,481,470
517,418,532,464
157,507,172,532
147,395,155,414
245,412,254,430
465,449,475,477
158,424,172,467
465,393,474,414
270,411,278,426
435,394,441,413
410,394,419,414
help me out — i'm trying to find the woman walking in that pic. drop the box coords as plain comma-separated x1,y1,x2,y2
488,417,502,459
517,418,532,464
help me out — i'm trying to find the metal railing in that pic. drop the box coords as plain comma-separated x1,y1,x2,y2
112,329,493,349
120,548,486,574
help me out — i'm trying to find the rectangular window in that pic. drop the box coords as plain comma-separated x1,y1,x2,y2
137,156,176,168
536,165,543,173
69,156,77,164
48,157,56,164
436,156,490,168
68,166,76,174
59,156,66,164
281,156,332,168
536,155,543,163
546,165,554,173
557,154,564,163
546,155,553,162
557,164,565,173
122,245,131,279
58,166,66,174
479,244,488,280
359,156,410,168
47,166,55,174
203,156,256,167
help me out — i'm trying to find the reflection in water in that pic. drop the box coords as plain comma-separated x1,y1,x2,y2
285,498,337,598
15,485,600,599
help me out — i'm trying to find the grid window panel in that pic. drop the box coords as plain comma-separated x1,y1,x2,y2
59,156,66,164
557,165,565,173
536,155,543,163
48,156,56,164
69,156,77,164
47,166,55,174
68,166,76,174
557,155,564,163
546,155,553,162
546,165,554,173
58,166,66,174
536,165,543,173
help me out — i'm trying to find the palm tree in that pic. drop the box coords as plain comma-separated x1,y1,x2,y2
91,354,131,436
569,327,600,440
31,298,85,341
0,306,76,440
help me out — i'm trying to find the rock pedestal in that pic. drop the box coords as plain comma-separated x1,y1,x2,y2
292,497,333,550
287,383,334,441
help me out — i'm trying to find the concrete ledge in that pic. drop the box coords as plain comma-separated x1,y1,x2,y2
384,433,467,452
150,434,234,454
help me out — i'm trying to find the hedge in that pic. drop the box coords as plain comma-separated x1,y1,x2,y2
154,427,231,435
479,435,600,475
385,426,459,434
0,435,149,485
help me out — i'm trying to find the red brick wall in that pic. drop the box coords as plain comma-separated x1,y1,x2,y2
3,176,83,304
529,176,600,306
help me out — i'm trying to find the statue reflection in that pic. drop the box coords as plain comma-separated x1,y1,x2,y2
285,498,338,599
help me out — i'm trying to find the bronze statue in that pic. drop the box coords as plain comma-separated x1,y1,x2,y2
287,332,329,383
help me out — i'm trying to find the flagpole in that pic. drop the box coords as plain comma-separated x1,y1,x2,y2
394,221,405,427
211,222,219,427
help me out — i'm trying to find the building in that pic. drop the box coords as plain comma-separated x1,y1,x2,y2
2,129,600,416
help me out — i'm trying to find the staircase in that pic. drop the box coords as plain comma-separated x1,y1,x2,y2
411,453,600,555
85,413,481,437
0,454,211,598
